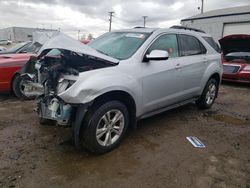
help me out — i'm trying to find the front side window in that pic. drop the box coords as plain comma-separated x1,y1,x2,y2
89,32,150,60
147,34,179,58
179,34,206,56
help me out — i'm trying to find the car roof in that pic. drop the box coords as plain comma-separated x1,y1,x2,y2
115,27,158,33
114,27,211,37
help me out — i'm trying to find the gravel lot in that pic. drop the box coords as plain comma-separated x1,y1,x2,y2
0,83,249,188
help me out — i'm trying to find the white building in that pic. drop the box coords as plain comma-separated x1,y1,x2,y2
181,5,250,41
0,27,58,42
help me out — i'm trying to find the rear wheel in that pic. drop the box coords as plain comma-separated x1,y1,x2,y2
81,101,129,154
196,78,218,109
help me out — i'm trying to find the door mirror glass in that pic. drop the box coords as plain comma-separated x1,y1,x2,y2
145,50,169,61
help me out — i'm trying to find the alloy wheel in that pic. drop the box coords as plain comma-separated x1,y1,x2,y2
205,83,216,105
96,109,125,147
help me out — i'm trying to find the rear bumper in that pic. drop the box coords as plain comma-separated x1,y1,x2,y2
222,72,250,83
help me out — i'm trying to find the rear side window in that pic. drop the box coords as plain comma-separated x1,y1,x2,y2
147,34,179,58
203,37,221,53
178,34,207,56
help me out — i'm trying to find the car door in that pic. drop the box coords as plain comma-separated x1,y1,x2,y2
177,34,207,99
141,34,184,114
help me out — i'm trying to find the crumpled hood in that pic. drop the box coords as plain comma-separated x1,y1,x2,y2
219,34,250,55
38,34,119,64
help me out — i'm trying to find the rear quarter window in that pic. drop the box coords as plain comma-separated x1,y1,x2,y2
178,34,207,56
203,37,221,53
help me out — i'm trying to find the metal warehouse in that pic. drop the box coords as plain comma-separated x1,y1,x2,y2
181,5,250,41
0,27,57,42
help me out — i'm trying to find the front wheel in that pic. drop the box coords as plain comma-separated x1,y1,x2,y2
196,78,218,109
81,101,129,154
12,74,35,100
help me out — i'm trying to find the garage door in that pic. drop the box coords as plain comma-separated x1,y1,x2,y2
223,22,250,36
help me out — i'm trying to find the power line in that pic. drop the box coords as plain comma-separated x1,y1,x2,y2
108,11,115,32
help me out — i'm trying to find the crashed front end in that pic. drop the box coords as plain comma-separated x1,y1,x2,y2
37,72,79,126
21,34,118,127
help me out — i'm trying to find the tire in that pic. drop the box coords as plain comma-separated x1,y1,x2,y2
81,100,129,154
12,74,35,100
196,78,218,109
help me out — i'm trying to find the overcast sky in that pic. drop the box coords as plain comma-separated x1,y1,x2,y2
0,0,249,38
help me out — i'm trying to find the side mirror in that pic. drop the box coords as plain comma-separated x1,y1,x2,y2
144,50,169,62
20,50,27,53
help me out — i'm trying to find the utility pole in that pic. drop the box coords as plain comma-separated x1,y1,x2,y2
142,16,147,27
201,0,204,13
78,30,80,40
108,11,115,32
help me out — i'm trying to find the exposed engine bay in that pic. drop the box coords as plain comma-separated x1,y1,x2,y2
20,48,117,126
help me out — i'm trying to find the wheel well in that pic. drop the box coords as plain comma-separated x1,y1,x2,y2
90,90,137,128
10,73,20,93
209,73,220,84
209,73,220,97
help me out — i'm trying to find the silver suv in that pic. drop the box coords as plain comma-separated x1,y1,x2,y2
21,26,222,154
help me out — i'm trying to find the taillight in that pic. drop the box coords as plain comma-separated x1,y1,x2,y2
220,54,225,64
243,65,250,71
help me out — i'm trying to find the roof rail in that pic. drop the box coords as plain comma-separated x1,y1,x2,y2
170,25,206,33
133,26,146,28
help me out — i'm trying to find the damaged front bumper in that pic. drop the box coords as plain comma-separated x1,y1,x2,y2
38,97,73,126
38,96,90,148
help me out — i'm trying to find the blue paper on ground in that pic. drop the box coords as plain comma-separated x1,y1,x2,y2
186,136,205,148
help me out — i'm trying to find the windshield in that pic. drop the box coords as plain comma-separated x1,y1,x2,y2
89,32,150,60
225,52,250,61
20,42,42,53
6,42,29,52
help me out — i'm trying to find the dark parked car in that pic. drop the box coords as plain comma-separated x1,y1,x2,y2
219,35,250,83
0,41,41,55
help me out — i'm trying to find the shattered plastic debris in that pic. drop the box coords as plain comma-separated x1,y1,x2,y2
186,136,205,148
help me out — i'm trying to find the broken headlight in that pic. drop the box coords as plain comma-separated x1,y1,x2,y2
57,75,78,94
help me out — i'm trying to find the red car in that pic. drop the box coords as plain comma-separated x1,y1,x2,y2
219,35,250,83
80,39,90,44
0,53,35,97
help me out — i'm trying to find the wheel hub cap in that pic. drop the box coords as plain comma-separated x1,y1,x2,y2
96,109,125,147
205,83,216,105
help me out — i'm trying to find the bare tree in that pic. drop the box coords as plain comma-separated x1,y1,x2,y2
81,33,86,40
87,33,93,40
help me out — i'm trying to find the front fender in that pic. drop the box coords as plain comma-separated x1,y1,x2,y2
58,70,142,114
